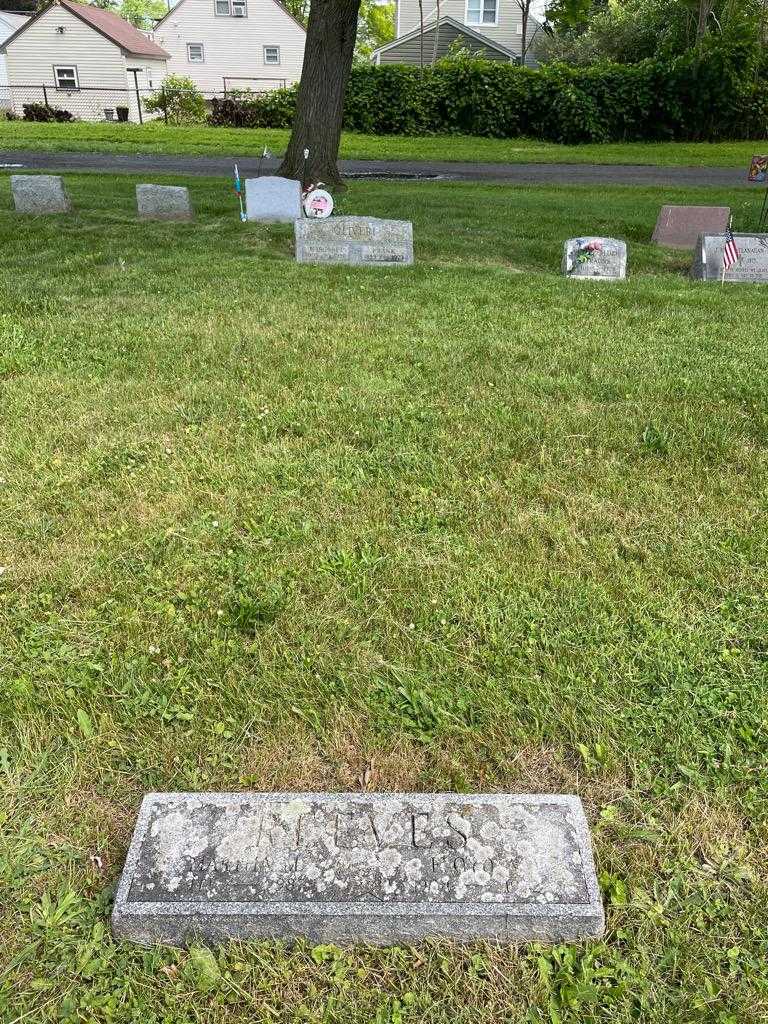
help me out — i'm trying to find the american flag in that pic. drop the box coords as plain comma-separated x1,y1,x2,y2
723,224,740,272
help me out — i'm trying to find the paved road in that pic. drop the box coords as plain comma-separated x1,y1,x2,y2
0,148,754,187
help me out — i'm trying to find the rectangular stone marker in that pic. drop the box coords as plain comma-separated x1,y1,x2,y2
11,174,71,214
136,184,193,222
295,216,414,267
692,233,768,284
245,176,302,223
112,792,604,946
652,205,730,250
563,237,626,281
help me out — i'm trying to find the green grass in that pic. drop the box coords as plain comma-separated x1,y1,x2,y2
1,173,768,1023
0,119,766,166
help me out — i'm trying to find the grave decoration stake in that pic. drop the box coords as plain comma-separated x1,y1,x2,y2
302,148,310,190
302,182,334,219
233,164,246,222
257,145,271,179
721,219,740,285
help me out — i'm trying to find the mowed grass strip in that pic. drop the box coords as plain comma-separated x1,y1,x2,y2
0,119,765,167
0,174,767,1023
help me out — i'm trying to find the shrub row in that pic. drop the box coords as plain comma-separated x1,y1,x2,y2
22,103,74,123
209,46,767,143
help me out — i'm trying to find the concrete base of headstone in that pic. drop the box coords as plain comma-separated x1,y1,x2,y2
11,174,71,214
245,176,302,222
652,205,730,250
295,217,414,267
112,792,604,946
136,184,193,222
692,233,768,283
563,237,626,281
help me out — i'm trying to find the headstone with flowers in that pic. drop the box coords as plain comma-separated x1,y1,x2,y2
562,237,627,281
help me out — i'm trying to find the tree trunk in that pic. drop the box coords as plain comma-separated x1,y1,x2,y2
278,0,361,189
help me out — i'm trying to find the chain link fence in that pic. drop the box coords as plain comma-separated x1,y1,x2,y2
0,81,287,124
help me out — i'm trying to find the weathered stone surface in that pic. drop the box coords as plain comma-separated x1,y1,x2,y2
11,174,71,214
562,237,626,280
652,205,731,250
295,216,414,267
245,176,302,222
692,233,768,283
112,792,604,946
136,184,193,222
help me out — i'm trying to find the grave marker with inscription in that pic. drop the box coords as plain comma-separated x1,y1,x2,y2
692,233,768,283
136,184,194,222
562,237,626,280
11,174,71,214
652,205,731,250
295,217,414,267
245,176,302,223
113,792,604,946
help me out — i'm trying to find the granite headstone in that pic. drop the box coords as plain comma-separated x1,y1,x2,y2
692,233,768,283
136,184,194,222
11,174,71,214
245,176,302,223
112,792,604,946
295,217,414,267
563,237,626,280
652,205,730,250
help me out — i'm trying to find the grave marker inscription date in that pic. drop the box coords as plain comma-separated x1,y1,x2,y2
113,793,604,945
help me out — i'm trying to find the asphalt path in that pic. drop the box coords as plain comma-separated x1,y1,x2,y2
0,149,755,188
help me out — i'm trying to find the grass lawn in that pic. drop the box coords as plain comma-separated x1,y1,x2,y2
0,120,765,167
1,172,767,1023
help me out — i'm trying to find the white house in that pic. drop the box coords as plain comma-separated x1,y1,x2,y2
153,0,305,95
0,0,169,121
0,12,28,88
373,0,542,66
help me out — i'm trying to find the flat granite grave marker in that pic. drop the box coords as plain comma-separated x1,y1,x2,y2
136,184,193,222
692,233,768,283
11,174,71,214
245,176,302,222
295,216,414,267
563,237,626,280
652,205,730,250
112,792,604,946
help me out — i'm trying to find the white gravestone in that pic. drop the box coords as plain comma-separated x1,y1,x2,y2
136,184,194,222
11,174,71,214
112,791,604,946
295,216,414,267
692,233,768,283
245,176,302,223
563,237,627,281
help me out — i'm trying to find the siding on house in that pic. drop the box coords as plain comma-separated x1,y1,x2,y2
154,0,305,93
0,13,28,88
393,0,541,64
379,21,510,63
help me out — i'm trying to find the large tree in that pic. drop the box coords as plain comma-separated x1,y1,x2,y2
278,0,362,188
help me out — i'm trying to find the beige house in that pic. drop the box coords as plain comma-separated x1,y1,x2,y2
0,0,169,121
153,0,305,95
0,12,29,89
373,0,542,66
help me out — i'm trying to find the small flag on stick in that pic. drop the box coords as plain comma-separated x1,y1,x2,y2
233,163,246,222
722,221,740,281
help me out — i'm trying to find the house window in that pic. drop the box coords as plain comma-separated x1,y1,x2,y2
53,65,79,90
231,0,247,15
263,45,280,64
187,43,205,62
214,0,230,13
215,0,246,14
465,0,498,25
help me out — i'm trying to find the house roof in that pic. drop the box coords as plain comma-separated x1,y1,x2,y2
372,15,518,62
0,12,30,31
0,0,170,57
153,0,306,34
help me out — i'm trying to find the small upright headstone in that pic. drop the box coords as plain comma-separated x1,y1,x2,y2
245,176,302,223
136,184,193,222
563,237,626,281
652,205,730,250
295,216,414,267
112,791,604,946
692,233,768,284
11,174,71,214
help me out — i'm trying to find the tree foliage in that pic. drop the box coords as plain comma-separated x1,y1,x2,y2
144,74,207,125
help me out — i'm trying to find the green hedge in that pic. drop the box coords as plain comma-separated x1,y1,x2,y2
209,46,768,143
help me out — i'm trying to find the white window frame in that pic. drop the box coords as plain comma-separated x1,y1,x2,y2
465,0,499,26
53,64,79,90
187,42,205,62
214,0,230,14
231,0,247,16
263,45,281,65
